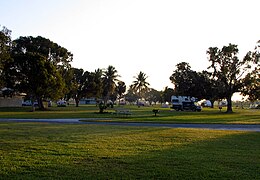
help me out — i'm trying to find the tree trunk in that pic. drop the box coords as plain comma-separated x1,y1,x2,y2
226,95,233,113
75,97,79,107
38,98,45,110
30,97,35,112
209,99,215,108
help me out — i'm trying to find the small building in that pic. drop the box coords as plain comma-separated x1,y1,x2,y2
0,88,24,107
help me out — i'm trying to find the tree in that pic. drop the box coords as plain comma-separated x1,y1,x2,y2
207,43,259,112
170,62,202,97
196,71,225,108
241,41,260,101
131,71,150,103
161,86,174,103
145,88,161,105
102,65,120,104
125,86,139,104
90,69,103,99
170,62,226,108
116,81,126,104
10,52,64,110
66,68,88,107
8,36,73,109
0,26,12,88
12,36,73,69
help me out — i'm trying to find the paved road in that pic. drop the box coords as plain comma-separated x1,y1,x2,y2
1,118,260,132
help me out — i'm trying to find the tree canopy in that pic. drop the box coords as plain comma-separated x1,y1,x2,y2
207,43,259,112
6,36,73,109
102,65,120,104
10,52,64,109
0,26,12,88
131,71,150,100
1,26,259,111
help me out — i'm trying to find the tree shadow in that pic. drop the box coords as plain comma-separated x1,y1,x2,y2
1,126,259,179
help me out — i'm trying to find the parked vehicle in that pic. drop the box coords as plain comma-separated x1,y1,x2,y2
22,100,38,107
199,100,212,107
171,96,201,112
57,100,67,107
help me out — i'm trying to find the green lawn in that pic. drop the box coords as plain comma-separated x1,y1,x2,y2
0,105,259,124
0,122,259,179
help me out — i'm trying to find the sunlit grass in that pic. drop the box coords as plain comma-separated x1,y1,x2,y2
0,122,259,179
0,105,259,124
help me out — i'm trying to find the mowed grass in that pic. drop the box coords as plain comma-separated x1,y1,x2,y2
0,122,259,179
0,105,260,124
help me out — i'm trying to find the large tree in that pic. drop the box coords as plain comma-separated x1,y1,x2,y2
169,62,225,108
196,71,225,108
10,52,64,110
170,62,202,97
7,36,73,109
131,71,150,103
12,36,73,69
207,43,259,112
0,26,12,88
241,41,260,101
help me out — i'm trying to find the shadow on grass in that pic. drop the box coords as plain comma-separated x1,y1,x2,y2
1,123,259,179
74,131,260,179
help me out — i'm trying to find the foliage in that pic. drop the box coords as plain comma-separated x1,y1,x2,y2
170,62,199,96
131,71,150,101
90,68,104,99
13,53,64,103
169,62,220,106
116,81,126,101
161,86,174,103
66,68,88,107
240,41,260,101
145,88,161,105
6,36,73,109
0,26,12,88
12,36,73,69
125,86,139,103
207,43,259,112
98,101,107,113
102,65,120,104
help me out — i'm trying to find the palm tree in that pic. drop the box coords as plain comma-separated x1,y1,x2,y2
132,71,150,105
117,81,126,105
92,68,103,99
102,65,120,104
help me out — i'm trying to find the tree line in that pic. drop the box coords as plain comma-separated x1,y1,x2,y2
0,26,259,112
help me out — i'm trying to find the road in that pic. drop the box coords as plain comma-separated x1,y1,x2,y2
0,118,260,132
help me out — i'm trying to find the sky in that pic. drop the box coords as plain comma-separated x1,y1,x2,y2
0,0,259,94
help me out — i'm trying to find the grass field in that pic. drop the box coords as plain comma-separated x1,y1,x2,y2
0,122,259,179
0,105,259,179
0,105,259,124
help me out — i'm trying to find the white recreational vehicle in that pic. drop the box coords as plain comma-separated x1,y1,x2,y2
171,96,201,111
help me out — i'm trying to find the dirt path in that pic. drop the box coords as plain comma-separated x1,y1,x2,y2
1,118,260,132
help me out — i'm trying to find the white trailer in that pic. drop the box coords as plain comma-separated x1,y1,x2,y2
171,96,201,111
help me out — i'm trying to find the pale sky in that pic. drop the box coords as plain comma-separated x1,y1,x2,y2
1,0,259,92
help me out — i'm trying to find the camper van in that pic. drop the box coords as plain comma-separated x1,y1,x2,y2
171,96,201,111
